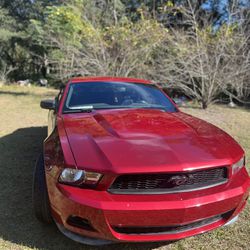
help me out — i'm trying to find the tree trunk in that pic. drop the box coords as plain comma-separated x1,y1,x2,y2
201,100,208,109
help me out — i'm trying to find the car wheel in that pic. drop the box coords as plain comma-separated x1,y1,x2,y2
32,153,53,224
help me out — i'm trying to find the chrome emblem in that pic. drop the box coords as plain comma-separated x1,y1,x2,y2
168,175,189,186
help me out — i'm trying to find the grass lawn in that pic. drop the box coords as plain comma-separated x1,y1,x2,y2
0,85,249,250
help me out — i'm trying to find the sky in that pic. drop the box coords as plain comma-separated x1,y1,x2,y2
201,0,250,31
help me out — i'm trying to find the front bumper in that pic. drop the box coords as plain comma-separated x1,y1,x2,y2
47,169,250,243
55,213,240,246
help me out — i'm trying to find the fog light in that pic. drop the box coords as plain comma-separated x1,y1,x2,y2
67,215,96,231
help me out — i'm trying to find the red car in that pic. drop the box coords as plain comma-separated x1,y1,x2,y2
33,76,250,245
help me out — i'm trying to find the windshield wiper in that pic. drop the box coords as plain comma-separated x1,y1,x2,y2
128,104,168,111
63,104,171,113
64,105,94,113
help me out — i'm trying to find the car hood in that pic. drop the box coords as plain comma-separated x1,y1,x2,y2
61,109,243,173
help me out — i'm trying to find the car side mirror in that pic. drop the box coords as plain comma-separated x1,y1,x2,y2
40,99,56,110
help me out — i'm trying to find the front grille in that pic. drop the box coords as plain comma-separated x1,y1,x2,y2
112,210,233,235
108,167,228,194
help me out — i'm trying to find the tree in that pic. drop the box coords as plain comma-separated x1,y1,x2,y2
0,7,19,82
29,0,166,81
150,1,250,109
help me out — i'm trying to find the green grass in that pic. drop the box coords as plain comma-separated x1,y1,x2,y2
0,85,249,250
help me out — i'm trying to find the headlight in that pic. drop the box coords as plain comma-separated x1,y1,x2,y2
232,156,245,174
59,168,102,187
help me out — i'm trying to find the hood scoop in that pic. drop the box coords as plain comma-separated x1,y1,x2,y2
93,113,120,138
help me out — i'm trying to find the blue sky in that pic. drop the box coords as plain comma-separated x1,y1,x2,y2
201,0,250,31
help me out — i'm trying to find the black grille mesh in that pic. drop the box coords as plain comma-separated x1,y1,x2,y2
112,210,233,235
109,167,228,194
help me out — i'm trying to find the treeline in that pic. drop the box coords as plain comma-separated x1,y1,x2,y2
0,0,249,108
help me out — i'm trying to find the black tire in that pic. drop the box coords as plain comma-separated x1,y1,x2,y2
32,153,53,224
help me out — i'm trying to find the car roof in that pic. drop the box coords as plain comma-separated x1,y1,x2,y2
69,76,153,85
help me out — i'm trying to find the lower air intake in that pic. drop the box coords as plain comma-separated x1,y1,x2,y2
112,210,233,235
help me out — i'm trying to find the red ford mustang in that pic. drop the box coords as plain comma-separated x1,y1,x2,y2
33,76,250,245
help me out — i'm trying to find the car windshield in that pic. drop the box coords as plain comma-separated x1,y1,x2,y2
63,82,177,113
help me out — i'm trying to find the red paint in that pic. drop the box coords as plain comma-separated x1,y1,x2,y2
43,76,250,243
